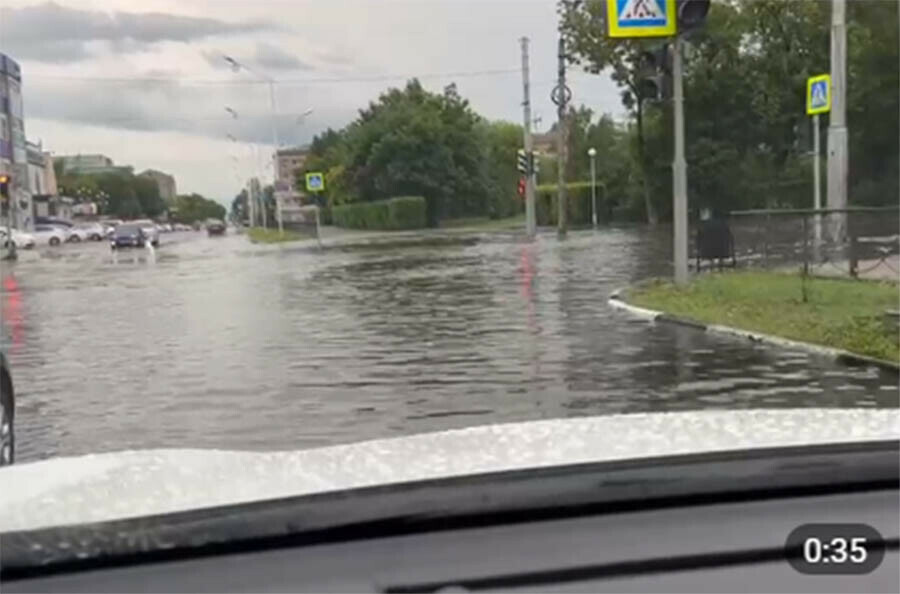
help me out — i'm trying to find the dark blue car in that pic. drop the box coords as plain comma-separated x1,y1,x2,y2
110,224,146,250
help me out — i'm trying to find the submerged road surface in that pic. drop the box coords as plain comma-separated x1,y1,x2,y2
2,227,897,462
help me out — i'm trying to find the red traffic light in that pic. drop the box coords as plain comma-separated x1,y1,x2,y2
517,178,526,198
0,174,9,199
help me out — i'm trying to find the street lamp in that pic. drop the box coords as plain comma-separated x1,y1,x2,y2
223,54,282,232
588,147,597,228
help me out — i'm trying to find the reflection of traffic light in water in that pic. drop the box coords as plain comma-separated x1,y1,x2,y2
2,274,24,353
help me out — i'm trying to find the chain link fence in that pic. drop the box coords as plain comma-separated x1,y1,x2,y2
720,207,899,281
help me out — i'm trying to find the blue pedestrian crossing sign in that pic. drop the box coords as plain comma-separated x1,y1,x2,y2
305,172,325,192
607,0,676,38
806,74,831,115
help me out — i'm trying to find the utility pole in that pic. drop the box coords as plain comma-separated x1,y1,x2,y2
826,0,848,223
672,37,688,285
520,37,536,238
555,36,568,237
812,114,822,251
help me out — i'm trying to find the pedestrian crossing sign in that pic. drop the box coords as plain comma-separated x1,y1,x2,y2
305,172,325,192
806,74,831,115
607,0,676,38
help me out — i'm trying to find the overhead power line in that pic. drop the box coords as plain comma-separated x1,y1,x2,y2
27,68,521,86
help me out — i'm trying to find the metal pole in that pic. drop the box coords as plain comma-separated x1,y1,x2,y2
590,153,597,228
826,0,848,229
812,114,822,258
672,36,689,285
520,37,536,238
268,80,284,235
556,36,568,237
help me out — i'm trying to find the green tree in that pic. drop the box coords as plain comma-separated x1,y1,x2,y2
172,193,226,224
133,176,165,218
559,0,665,224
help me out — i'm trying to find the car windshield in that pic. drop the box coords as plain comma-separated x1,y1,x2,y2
0,0,897,551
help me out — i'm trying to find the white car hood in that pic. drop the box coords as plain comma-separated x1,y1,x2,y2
1,408,897,533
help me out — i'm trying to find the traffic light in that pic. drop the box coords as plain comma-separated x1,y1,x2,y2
529,151,540,175
0,175,9,201
517,177,526,198
637,44,671,101
517,149,528,174
676,0,711,32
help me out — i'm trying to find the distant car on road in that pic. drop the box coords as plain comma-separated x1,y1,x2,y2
206,219,226,236
131,219,160,247
32,225,67,246
0,228,36,249
110,224,147,250
1,350,15,466
76,222,107,241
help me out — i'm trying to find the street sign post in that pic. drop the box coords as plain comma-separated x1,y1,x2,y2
807,74,831,254
305,172,325,248
305,172,326,193
806,74,831,115
607,0,677,38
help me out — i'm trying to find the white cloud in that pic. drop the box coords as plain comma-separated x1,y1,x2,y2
11,0,623,199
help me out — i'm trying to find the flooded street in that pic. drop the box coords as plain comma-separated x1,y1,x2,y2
2,228,897,463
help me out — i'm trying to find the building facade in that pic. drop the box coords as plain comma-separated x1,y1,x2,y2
138,169,177,203
0,53,29,229
274,146,310,192
55,154,133,176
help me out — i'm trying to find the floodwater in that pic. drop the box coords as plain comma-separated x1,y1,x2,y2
1,227,897,462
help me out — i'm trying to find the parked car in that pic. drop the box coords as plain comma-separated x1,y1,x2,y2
0,228,36,249
62,226,89,243
131,219,159,247
0,351,13,465
32,225,67,246
76,222,107,241
110,224,147,250
34,216,73,228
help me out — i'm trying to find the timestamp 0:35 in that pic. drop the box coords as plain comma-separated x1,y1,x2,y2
785,523,888,575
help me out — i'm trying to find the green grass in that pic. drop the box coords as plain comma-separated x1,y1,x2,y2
247,227,315,244
628,271,900,363
440,215,526,231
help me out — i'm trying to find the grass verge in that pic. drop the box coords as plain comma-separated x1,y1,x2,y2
247,227,315,244
627,271,899,363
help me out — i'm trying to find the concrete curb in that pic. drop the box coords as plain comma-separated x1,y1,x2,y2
607,290,900,374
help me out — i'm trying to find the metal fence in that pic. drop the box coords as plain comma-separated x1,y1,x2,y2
722,207,899,281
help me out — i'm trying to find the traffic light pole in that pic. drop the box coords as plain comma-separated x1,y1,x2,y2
672,36,688,285
520,37,536,238
556,36,568,238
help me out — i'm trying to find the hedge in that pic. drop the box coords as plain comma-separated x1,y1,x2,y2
535,182,611,226
332,196,427,230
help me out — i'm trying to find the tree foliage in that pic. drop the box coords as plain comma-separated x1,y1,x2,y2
560,0,898,217
172,193,226,224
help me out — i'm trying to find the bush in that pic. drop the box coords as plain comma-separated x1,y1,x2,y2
388,196,427,229
332,196,427,230
535,182,607,226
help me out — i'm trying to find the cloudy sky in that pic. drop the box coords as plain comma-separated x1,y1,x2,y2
1,0,622,203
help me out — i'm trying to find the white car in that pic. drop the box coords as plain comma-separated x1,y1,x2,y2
61,226,89,243
76,222,107,241
131,219,160,247
0,228,36,249
32,225,67,246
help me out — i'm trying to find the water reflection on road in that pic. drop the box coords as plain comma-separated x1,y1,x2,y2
2,228,897,462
